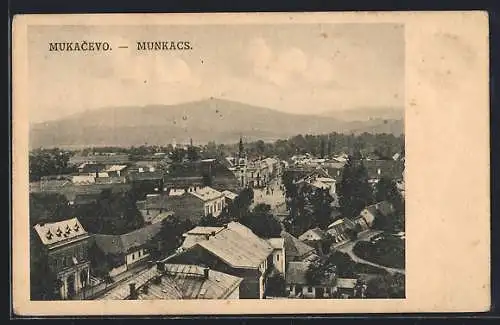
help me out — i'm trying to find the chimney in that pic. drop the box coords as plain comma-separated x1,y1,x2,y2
211,231,216,236
203,268,209,279
153,275,161,285
128,282,137,299
156,261,165,272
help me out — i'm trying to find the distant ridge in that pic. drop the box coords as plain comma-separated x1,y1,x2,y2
30,98,404,148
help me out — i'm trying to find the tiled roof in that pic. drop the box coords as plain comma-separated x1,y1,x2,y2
149,264,242,299
34,217,88,247
93,223,163,255
97,264,243,300
194,222,274,269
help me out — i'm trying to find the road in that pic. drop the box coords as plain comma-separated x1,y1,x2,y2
335,230,406,275
250,176,286,213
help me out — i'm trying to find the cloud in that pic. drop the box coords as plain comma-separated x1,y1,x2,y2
247,38,334,88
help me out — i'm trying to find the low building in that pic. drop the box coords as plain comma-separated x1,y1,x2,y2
326,219,351,245
166,186,226,223
93,222,163,277
358,201,395,229
104,165,128,177
221,190,238,204
285,261,337,299
167,222,283,299
298,228,327,243
33,218,92,300
96,263,243,300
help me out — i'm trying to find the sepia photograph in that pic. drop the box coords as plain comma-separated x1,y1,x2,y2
12,12,489,315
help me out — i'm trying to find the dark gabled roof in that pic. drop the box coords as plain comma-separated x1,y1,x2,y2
281,231,315,260
93,222,163,255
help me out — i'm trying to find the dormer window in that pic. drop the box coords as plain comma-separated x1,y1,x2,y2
56,227,62,237
74,223,80,232
46,230,53,240
65,225,71,234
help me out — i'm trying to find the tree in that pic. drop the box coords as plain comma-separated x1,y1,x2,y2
309,188,334,228
365,273,405,299
198,214,224,227
374,177,405,231
337,156,373,219
169,148,186,163
240,203,281,238
29,148,76,182
145,216,194,260
186,146,200,162
265,273,286,297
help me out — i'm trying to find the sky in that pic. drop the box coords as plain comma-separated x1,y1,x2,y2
27,23,404,123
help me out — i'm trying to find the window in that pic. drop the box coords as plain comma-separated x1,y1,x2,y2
276,254,279,261
138,250,142,257
308,286,313,293
132,253,135,260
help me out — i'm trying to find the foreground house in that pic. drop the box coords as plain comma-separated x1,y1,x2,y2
168,222,284,299
96,263,243,300
33,218,92,300
93,222,163,277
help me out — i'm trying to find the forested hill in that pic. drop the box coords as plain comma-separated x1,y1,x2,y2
30,98,403,149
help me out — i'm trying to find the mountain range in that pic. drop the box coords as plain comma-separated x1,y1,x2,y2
29,98,404,149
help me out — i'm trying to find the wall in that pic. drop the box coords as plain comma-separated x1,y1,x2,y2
108,264,127,277
203,196,226,218
271,248,285,274
287,284,336,299
126,248,149,266
48,237,90,275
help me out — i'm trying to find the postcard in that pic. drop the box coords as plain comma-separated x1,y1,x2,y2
12,11,490,315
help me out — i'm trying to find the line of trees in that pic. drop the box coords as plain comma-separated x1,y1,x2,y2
29,148,77,182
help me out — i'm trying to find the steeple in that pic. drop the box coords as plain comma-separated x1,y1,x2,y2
238,135,244,159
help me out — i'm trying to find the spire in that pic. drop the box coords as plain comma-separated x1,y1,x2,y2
238,135,244,159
